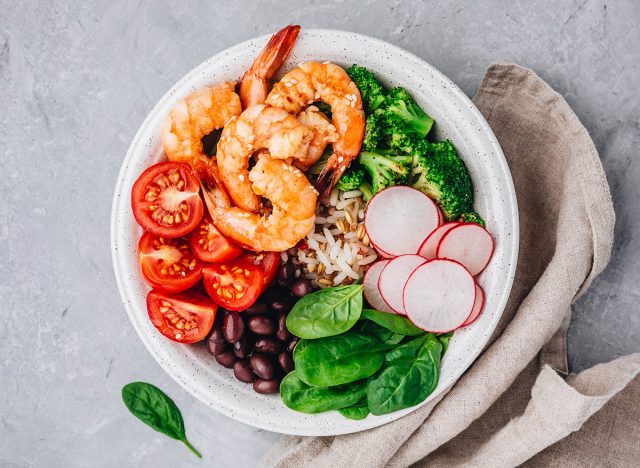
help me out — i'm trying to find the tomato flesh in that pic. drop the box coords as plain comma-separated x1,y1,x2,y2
189,216,244,263
202,260,264,311
242,251,280,291
139,232,203,293
147,290,216,343
132,161,204,238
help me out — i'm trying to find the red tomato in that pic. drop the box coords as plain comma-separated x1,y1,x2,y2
131,161,204,238
242,251,280,291
147,289,217,343
138,232,203,293
202,258,264,311
189,216,244,263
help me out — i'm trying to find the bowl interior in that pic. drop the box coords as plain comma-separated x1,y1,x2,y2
111,29,518,436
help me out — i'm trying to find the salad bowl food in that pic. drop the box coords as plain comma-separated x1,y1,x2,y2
111,28,518,435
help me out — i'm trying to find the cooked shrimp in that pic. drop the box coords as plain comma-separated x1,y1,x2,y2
162,82,242,182
239,25,300,109
202,155,317,252
216,104,312,212
266,62,365,194
295,106,338,171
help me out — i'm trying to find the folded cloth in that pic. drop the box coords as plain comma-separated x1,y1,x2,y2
260,64,640,468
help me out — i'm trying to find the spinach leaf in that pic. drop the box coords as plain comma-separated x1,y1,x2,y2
356,319,405,345
366,334,442,416
437,332,453,355
293,330,394,386
286,285,364,339
362,309,425,336
280,371,366,414
338,399,370,420
122,382,201,458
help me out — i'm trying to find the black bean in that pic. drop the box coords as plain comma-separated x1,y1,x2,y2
244,301,268,315
277,262,295,285
254,337,281,355
270,296,294,314
277,352,294,373
232,336,250,358
214,351,236,368
233,359,255,383
287,337,299,353
291,278,312,298
207,327,228,356
253,378,280,394
223,311,244,343
247,315,276,335
250,353,276,380
276,312,291,342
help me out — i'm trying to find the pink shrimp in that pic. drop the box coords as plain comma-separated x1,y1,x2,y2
266,62,365,195
239,25,300,109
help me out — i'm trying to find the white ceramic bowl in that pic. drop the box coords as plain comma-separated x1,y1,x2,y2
111,29,518,436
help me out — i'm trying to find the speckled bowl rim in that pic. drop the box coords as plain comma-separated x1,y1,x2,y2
111,29,518,436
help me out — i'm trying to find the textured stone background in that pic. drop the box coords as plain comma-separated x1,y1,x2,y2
1,0,639,466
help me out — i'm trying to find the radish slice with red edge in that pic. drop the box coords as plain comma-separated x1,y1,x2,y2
461,283,484,327
403,259,476,333
436,223,494,276
374,244,394,259
365,186,440,257
378,254,426,315
418,222,461,260
363,260,395,313
436,204,444,225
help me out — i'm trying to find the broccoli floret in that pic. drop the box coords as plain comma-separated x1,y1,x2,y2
460,211,485,227
336,168,366,191
347,65,386,112
384,131,430,156
359,180,374,202
363,112,384,151
411,141,473,220
382,87,434,139
359,150,413,194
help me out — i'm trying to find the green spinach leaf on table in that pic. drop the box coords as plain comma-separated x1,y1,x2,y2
122,382,201,458
286,284,364,339
280,371,366,414
366,334,442,416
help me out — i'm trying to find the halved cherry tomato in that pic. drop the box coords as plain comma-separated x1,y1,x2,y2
202,259,264,311
139,232,203,293
189,216,244,263
242,251,280,291
131,161,204,238
147,289,217,343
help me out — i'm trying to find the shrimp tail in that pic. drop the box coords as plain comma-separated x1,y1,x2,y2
239,25,300,108
314,152,354,196
200,162,232,216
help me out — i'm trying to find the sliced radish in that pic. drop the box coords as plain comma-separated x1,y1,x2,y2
436,223,494,276
363,260,395,313
403,259,476,333
461,283,485,327
436,203,444,225
378,254,426,315
365,186,440,257
373,244,394,259
418,222,461,260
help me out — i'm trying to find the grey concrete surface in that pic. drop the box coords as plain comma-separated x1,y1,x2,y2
1,0,639,466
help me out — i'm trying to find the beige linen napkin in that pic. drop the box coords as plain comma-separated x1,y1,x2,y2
261,64,640,468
